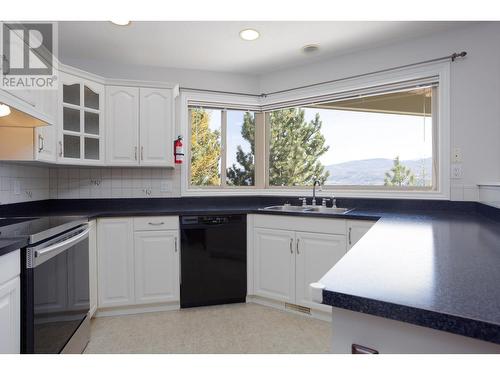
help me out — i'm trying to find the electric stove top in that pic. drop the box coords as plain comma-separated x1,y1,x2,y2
0,216,88,245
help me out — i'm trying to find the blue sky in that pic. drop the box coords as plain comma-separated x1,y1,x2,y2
204,108,432,167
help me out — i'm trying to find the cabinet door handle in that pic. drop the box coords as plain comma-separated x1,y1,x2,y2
58,140,63,157
38,134,44,153
348,227,352,246
174,237,178,252
148,222,165,226
141,146,144,161
296,238,300,254
289,238,293,254
134,146,138,161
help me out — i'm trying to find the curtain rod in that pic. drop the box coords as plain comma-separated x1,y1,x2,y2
179,51,467,99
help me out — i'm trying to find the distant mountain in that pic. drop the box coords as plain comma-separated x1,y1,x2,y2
324,157,432,186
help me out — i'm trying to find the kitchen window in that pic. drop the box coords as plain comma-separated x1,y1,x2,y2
189,107,257,188
266,85,436,189
187,79,441,193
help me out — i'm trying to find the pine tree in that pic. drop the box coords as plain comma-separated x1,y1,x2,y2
190,108,221,186
226,112,255,186
226,108,330,186
384,156,416,187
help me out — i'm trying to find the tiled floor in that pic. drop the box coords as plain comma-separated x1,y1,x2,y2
84,303,331,354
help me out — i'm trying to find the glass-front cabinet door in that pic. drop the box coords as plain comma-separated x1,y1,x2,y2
58,72,104,164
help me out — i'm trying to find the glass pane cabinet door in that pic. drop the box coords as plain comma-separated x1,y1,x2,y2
63,107,80,132
84,111,99,135
60,78,103,163
84,86,100,110
63,83,80,105
63,134,81,159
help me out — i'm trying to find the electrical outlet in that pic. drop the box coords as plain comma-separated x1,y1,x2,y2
451,163,463,179
160,180,172,193
452,148,462,162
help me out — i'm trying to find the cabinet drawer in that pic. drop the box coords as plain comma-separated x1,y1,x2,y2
133,216,179,231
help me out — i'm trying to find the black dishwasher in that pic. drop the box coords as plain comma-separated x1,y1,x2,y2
180,215,246,308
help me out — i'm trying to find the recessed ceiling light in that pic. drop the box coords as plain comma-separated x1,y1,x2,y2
302,44,320,54
0,103,11,117
110,20,131,26
239,29,260,41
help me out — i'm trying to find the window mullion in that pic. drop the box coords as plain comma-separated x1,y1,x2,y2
220,110,227,188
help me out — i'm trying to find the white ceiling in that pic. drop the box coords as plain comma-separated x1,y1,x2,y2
59,21,469,75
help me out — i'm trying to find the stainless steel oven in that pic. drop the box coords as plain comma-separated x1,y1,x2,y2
20,219,90,354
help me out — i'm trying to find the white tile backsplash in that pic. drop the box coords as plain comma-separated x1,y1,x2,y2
48,167,180,199
0,162,50,205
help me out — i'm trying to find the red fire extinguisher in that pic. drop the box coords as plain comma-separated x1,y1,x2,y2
174,136,184,164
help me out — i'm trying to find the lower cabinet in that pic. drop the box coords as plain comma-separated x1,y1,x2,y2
253,228,295,303
134,230,179,304
0,250,20,354
347,220,376,250
97,218,135,308
251,216,347,312
295,232,346,309
97,217,179,311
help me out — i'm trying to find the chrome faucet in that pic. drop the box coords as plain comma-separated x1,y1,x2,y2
312,179,321,206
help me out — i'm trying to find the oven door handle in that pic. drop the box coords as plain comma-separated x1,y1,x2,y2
33,227,90,266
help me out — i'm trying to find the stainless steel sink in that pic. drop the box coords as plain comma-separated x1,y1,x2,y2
306,206,353,214
260,205,352,214
261,205,313,212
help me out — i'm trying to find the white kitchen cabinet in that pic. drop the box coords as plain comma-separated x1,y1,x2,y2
97,217,180,313
105,85,175,167
88,220,98,317
58,72,104,164
139,88,174,166
97,218,135,308
34,89,58,163
0,250,20,354
295,232,346,310
347,220,376,250
253,228,295,304
105,86,140,165
134,230,179,304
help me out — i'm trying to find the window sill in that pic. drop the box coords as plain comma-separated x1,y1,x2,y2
182,187,449,200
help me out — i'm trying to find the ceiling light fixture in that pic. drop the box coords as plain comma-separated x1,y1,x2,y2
110,20,131,26
302,44,320,54
0,104,11,117
239,29,260,41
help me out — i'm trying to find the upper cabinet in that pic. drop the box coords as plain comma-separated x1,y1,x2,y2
139,88,174,166
106,86,175,167
58,72,104,164
1,64,178,167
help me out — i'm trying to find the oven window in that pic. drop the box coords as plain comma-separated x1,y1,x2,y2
33,237,89,353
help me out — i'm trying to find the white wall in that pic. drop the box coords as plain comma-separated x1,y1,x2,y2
0,162,50,204
61,57,260,95
258,22,500,200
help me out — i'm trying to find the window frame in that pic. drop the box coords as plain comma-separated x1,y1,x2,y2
180,61,450,199
264,86,438,191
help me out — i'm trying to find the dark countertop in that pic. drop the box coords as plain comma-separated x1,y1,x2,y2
1,197,500,345
0,238,28,257
319,209,500,345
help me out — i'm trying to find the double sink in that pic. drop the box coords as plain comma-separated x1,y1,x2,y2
260,205,353,215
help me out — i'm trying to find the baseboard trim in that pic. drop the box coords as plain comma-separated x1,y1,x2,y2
95,302,180,317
